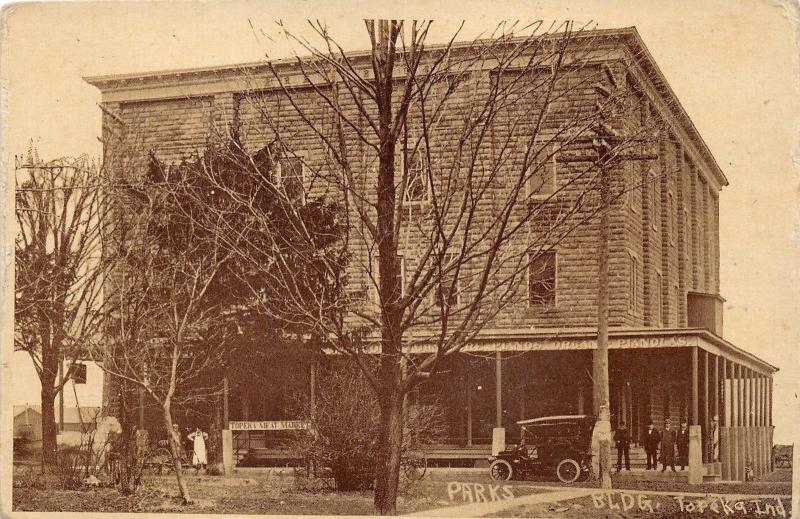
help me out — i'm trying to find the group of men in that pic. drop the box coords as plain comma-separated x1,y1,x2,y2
613,418,691,472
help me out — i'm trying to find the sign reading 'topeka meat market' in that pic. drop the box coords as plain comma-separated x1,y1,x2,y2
229,420,310,431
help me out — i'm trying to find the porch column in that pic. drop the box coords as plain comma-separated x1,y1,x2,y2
767,376,771,427
756,374,761,427
466,376,473,447
721,357,727,427
747,368,756,427
742,368,748,427
752,374,758,427
223,375,229,428
495,351,503,427
735,364,743,426
691,347,699,425
713,354,720,423
309,362,317,419
703,351,709,462
138,386,145,430
754,374,759,427
763,375,768,426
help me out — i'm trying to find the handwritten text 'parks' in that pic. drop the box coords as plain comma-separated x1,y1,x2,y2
447,482,515,503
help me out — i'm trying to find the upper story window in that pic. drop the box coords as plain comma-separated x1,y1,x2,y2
528,251,556,307
649,176,658,231
674,285,680,324
435,253,458,309
668,192,675,246
628,164,640,214
277,156,306,205
683,206,690,255
525,143,557,199
372,254,407,304
629,253,638,312
654,271,663,326
399,137,431,205
71,363,87,384
405,152,429,204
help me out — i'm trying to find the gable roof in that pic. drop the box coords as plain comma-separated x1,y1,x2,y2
13,405,101,423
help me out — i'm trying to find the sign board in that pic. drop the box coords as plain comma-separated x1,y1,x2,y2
229,420,310,431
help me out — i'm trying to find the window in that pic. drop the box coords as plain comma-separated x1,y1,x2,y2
674,285,680,324
526,144,557,198
629,253,638,312
277,156,305,205
528,251,556,307
668,192,675,245
435,253,459,308
371,255,407,303
398,256,406,298
683,207,690,251
654,271,663,326
401,143,430,205
628,165,640,214
649,178,658,231
71,364,87,385
347,287,370,306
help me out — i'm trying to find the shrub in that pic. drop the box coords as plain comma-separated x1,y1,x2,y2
54,444,87,489
287,363,445,491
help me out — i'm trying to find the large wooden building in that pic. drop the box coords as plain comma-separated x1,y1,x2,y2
87,27,776,481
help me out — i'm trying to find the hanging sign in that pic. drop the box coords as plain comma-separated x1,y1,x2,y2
229,420,310,431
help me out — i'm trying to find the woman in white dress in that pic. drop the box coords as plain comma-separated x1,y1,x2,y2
188,427,208,471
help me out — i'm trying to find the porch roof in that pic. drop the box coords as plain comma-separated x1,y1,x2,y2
394,327,778,376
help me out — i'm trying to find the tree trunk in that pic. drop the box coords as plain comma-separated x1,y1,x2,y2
163,404,192,504
209,394,223,472
40,383,58,469
40,340,60,470
39,323,63,470
374,391,404,515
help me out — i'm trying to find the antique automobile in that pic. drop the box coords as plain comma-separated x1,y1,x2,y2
488,414,594,483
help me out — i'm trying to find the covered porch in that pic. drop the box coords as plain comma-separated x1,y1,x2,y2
214,327,776,480
406,328,777,479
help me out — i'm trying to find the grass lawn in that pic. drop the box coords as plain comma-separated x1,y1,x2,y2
11,469,456,515
12,467,794,516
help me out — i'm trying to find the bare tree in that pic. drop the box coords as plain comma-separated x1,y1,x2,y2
15,148,109,469
153,20,662,514
96,154,240,503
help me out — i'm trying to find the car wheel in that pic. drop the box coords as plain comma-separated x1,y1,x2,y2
489,459,513,481
556,458,581,484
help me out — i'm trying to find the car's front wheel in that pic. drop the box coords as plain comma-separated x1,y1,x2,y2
556,458,581,483
489,459,513,481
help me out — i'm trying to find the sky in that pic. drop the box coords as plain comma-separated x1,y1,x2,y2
1,0,798,443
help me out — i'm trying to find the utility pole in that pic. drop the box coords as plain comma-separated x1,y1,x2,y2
58,356,65,433
592,64,618,490
589,64,659,489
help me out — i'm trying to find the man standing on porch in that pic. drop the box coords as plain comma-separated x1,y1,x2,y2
644,422,660,470
660,419,677,472
614,422,631,472
677,419,690,470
